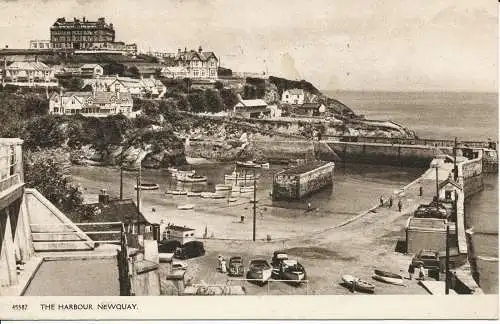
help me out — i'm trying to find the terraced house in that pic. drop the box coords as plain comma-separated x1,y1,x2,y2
174,46,219,79
1,60,58,87
48,90,133,117
82,75,166,99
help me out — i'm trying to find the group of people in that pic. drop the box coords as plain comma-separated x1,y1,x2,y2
379,196,403,212
408,263,426,281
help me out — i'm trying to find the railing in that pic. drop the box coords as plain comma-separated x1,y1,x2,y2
74,222,124,244
0,174,21,193
226,278,310,295
323,136,496,149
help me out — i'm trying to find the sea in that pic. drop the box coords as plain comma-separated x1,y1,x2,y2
327,90,498,293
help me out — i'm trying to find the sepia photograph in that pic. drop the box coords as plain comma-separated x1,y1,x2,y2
0,0,498,320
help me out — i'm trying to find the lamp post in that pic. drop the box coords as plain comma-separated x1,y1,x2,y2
431,160,440,204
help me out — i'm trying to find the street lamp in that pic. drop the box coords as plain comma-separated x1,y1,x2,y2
431,160,441,204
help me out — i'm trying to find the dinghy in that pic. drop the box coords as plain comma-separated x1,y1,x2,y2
341,275,375,293
177,174,207,183
215,184,232,191
372,269,404,286
187,192,202,197
166,190,188,195
134,183,160,190
177,204,195,210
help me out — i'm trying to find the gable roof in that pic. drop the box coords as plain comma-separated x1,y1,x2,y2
175,50,218,62
86,199,152,225
235,99,268,108
8,61,51,71
438,176,463,191
81,63,103,70
284,88,305,96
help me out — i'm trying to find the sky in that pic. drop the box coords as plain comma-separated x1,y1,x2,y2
0,0,497,92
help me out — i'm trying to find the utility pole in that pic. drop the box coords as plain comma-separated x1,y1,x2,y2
120,166,123,200
445,219,450,295
453,137,458,181
136,166,141,213
253,169,256,242
435,164,439,204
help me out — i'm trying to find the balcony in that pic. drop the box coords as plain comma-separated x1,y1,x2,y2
0,138,24,201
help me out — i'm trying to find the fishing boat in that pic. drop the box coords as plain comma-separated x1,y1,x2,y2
166,190,188,195
240,186,255,193
228,197,238,202
187,192,202,197
224,171,259,182
372,269,404,286
177,174,207,183
200,192,226,199
341,275,375,293
173,170,196,178
167,167,178,173
134,183,160,190
177,204,195,210
215,184,232,191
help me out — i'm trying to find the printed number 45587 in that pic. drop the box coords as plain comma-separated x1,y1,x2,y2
12,304,28,311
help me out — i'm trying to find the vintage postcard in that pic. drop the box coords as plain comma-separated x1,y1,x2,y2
0,0,498,320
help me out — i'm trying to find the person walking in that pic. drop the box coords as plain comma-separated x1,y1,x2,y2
380,196,384,207
418,266,425,281
307,201,312,211
408,263,415,280
389,197,393,208
419,186,423,196
220,258,227,274
398,199,403,212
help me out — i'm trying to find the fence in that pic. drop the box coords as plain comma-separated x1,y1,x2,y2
225,278,310,295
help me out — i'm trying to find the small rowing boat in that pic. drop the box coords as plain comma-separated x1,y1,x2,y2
134,183,160,190
224,171,259,182
178,204,195,210
187,192,202,197
240,186,255,193
228,197,238,202
341,275,375,293
166,190,188,195
372,269,404,286
177,174,207,183
215,184,232,191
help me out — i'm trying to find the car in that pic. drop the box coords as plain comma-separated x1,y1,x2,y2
278,259,307,285
174,241,205,260
246,259,272,286
412,249,440,270
271,251,289,268
158,239,182,253
171,260,188,271
228,256,245,277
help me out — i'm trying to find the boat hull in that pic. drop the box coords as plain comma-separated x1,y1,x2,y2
135,183,159,190
342,275,375,293
372,275,404,286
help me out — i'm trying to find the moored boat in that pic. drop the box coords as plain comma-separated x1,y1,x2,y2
177,174,207,183
134,183,160,190
341,274,375,293
240,186,255,193
200,192,226,199
177,204,195,210
187,192,202,197
372,269,404,286
224,172,259,182
166,190,188,195
215,184,232,191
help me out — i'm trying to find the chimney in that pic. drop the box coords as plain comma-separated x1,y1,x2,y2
198,46,202,53
83,16,86,22
98,189,110,205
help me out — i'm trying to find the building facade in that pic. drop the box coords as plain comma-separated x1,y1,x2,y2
80,64,104,78
48,90,133,117
50,17,115,50
29,40,52,49
174,46,218,79
281,88,305,105
233,99,270,118
83,75,166,99
2,61,58,87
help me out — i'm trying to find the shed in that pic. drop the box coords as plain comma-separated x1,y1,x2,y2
406,217,456,254
233,99,270,118
163,225,196,245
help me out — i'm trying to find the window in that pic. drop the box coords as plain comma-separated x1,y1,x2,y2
72,98,76,104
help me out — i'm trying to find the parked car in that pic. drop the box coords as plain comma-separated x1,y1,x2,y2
158,240,182,253
412,249,440,270
278,259,307,285
174,241,205,260
246,259,272,286
271,251,289,268
228,256,245,277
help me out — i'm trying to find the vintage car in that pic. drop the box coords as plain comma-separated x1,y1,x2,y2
246,259,272,286
412,249,440,270
158,240,182,253
174,241,205,260
228,256,245,277
276,259,307,285
271,251,289,278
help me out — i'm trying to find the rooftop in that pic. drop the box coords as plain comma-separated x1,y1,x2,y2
8,61,51,71
167,225,195,232
408,217,456,232
277,161,333,176
235,99,268,108
84,198,152,225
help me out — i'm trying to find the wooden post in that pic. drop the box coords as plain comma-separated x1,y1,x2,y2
253,169,256,242
445,221,450,295
120,167,123,200
136,167,141,213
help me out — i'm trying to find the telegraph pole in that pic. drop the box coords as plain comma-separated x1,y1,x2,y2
253,169,257,242
136,166,141,212
453,137,458,181
120,166,124,200
445,219,450,295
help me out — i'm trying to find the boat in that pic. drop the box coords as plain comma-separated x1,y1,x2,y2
167,167,178,173
187,192,202,197
372,269,404,286
341,275,375,293
224,172,259,182
249,198,259,203
240,186,255,193
134,183,160,190
236,161,270,169
215,184,232,191
177,204,195,210
228,198,238,202
200,192,226,199
177,174,207,183
166,190,188,195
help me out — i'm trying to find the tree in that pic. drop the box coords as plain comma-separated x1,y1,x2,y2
105,62,125,76
24,148,84,212
125,66,140,78
204,89,224,113
187,91,206,113
59,77,84,91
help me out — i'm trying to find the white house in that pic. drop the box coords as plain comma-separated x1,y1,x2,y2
48,90,133,117
174,46,219,79
80,64,104,78
162,225,196,245
2,60,58,87
281,88,305,105
82,75,166,99
438,175,462,202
